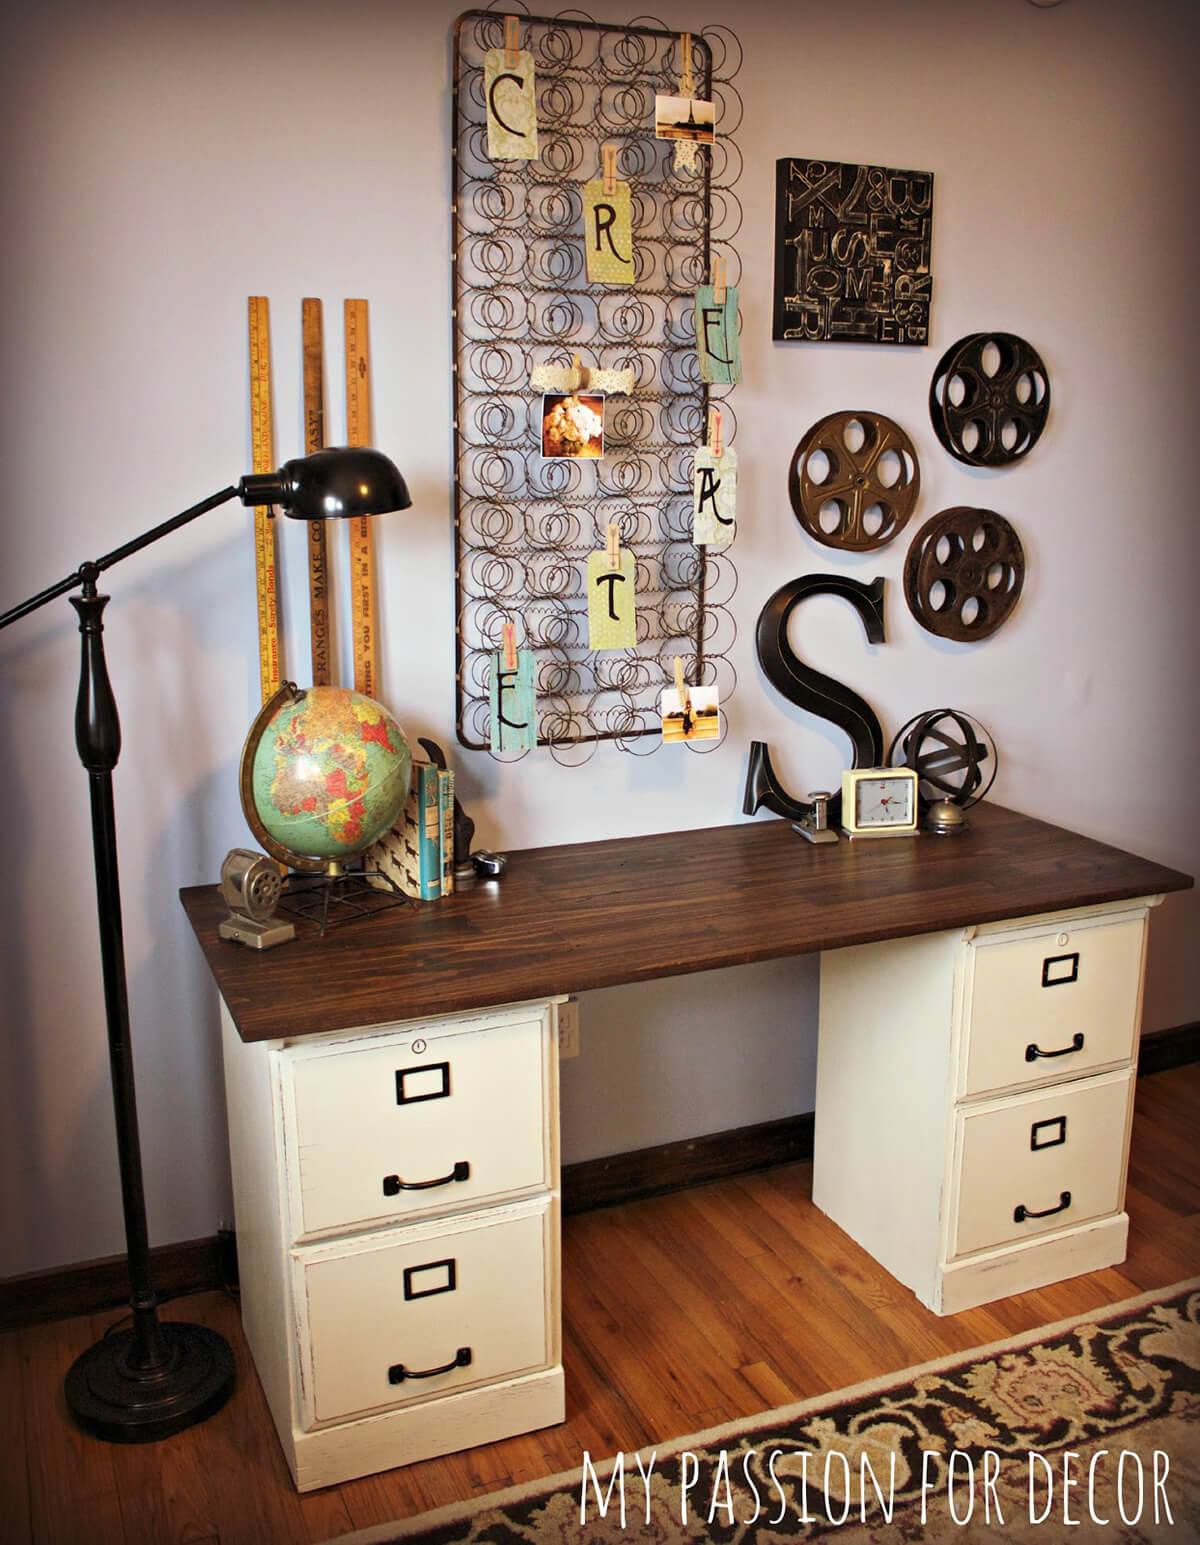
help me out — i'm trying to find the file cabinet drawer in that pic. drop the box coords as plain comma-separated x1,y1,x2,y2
959,914,1145,1098
282,1006,553,1239
297,1198,554,1427
949,1070,1133,1259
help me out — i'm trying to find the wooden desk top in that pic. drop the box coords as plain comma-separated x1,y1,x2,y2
180,804,1192,1044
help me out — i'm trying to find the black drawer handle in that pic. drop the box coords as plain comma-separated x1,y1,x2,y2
1014,1190,1071,1223
382,1160,470,1196
388,1346,472,1384
1025,1032,1084,1063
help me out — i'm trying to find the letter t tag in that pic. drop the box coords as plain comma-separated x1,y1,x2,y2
586,545,637,648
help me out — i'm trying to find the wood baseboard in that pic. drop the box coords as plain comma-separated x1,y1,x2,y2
4,1030,1197,1332
1138,1021,1200,1076
0,1231,238,1335
561,1111,815,1214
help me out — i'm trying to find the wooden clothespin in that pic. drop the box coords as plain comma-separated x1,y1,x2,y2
568,352,585,394
680,33,695,98
502,620,518,673
708,406,723,457
673,655,689,712
504,14,520,68
602,144,619,197
713,255,727,306
606,522,621,569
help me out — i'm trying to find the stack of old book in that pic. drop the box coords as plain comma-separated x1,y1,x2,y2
365,757,456,899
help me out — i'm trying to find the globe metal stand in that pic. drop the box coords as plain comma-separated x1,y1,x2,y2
0,447,410,1443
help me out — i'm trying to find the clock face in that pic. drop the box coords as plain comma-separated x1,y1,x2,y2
854,775,915,828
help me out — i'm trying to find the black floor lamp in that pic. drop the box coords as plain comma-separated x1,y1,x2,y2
0,446,411,1442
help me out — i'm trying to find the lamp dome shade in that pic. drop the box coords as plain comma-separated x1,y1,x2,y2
239,447,411,520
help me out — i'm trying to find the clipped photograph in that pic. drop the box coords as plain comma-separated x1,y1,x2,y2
654,93,715,143
541,392,605,459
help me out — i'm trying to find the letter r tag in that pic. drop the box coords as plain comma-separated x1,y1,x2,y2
582,178,634,285
693,445,737,546
586,547,637,648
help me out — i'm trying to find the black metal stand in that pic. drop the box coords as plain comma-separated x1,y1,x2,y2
59,575,234,1441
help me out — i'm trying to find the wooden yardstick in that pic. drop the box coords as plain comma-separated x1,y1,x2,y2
302,298,331,686
344,298,377,699
247,296,282,702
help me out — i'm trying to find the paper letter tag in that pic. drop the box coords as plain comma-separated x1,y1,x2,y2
695,285,741,384
586,548,637,649
484,48,538,161
489,647,536,752
660,682,720,742
582,178,634,285
693,445,738,546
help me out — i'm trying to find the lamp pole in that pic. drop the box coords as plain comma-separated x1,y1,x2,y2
0,447,410,1441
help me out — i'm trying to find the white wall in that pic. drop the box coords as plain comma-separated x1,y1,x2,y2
1,0,1196,1279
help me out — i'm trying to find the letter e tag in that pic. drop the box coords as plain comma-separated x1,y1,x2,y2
489,647,536,751
694,285,741,384
484,49,538,161
582,179,634,285
693,445,737,546
586,547,637,649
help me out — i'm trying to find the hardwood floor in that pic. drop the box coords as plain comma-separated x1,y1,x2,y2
4,1062,1198,1545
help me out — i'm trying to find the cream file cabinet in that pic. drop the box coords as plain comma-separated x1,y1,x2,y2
813,898,1159,1315
218,997,563,1491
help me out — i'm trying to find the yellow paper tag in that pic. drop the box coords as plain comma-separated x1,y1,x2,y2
586,547,637,649
484,48,538,161
582,178,634,286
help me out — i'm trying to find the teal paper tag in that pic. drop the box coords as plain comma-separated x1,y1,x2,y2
489,648,536,752
695,286,741,384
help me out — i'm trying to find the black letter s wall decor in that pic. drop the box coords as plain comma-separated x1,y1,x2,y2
743,574,887,828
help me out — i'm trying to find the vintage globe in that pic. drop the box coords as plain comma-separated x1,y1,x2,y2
239,683,412,872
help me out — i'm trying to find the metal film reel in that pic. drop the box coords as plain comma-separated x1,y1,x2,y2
788,410,920,552
904,507,1025,641
929,332,1050,467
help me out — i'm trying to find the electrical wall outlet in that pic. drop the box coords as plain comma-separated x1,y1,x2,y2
558,997,581,1059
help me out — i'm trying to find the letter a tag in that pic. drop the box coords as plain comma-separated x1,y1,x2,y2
586,547,637,649
695,285,741,384
693,445,737,546
582,179,634,285
489,647,537,752
484,49,538,161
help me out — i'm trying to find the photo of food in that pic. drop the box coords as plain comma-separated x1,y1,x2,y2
541,392,605,459
654,93,715,144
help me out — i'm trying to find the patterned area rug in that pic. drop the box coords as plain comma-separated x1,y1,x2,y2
326,1279,1200,1544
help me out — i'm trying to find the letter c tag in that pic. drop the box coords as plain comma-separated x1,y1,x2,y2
484,48,538,161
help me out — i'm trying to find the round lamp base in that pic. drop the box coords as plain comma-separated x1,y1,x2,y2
65,1321,235,1443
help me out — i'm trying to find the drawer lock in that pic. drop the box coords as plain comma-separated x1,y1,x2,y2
1014,1190,1071,1223
382,1160,471,1196
1025,1032,1084,1063
387,1346,472,1385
